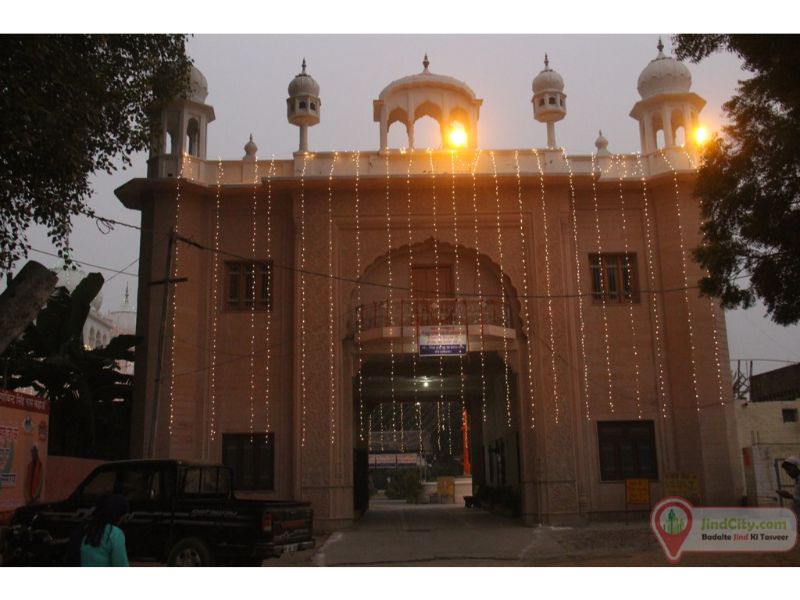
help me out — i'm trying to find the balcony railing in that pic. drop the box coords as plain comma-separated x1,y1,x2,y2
351,297,512,334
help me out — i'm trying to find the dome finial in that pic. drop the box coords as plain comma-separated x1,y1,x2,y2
124,282,129,305
422,53,430,72
544,53,549,69
657,37,664,54
301,58,307,74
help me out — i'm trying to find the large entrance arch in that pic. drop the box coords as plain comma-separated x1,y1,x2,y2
346,238,528,521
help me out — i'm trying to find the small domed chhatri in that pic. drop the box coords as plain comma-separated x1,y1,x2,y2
287,59,321,153
637,38,692,99
630,38,705,154
532,54,567,148
243,134,258,160
373,54,483,151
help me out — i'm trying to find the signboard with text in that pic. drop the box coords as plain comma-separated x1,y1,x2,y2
0,389,49,524
418,325,467,356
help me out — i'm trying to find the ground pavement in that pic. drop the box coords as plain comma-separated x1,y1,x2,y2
266,498,800,567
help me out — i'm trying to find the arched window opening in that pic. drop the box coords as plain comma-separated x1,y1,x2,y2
299,101,307,109
413,115,441,149
167,131,177,155
548,96,556,105
656,129,666,149
386,120,408,149
310,102,316,111
186,118,200,157
674,126,686,146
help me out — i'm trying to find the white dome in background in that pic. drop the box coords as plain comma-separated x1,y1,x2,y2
288,59,320,97
532,55,564,94
637,39,692,99
189,65,209,103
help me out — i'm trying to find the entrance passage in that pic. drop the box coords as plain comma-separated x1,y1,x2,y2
352,353,523,522
316,497,533,566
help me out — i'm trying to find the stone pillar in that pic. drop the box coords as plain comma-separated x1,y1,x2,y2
662,106,674,148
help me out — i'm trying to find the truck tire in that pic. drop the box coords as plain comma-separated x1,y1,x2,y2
167,538,214,567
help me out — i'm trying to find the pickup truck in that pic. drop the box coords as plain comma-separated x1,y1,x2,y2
1,459,314,566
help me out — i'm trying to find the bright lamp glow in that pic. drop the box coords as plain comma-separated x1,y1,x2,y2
694,126,710,146
447,122,468,148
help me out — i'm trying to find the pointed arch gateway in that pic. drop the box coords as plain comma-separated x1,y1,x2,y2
347,236,530,520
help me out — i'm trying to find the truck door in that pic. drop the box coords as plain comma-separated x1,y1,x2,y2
116,466,168,560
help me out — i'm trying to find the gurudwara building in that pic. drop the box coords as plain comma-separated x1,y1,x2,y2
116,40,743,530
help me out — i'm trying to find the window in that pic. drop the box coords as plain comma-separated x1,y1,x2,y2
597,421,658,481
548,96,556,105
590,253,640,303
181,466,231,496
79,469,117,502
310,102,316,111
224,261,273,311
222,433,275,491
299,101,306,109
117,469,161,503
783,409,798,423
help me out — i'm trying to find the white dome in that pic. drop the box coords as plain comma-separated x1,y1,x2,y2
637,40,692,99
189,65,209,103
532,54,564,94
378,55,476,100
288,60,320,97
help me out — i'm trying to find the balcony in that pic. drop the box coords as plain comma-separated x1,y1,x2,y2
350,297,512,338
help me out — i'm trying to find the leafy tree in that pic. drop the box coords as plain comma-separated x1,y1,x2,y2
673,34,800,325
0,34,192,273
1,272,140,459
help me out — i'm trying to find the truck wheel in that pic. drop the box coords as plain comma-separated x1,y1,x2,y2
167,538,214,567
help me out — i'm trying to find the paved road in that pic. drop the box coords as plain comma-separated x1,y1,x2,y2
309,498,656,567
290,498,800,567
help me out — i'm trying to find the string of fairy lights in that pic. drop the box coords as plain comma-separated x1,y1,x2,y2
615,154,643,420
407,150,423,452
264,156,276,435
470,150,488,424
633,151,669,419
489,151,512,429
353,151,365,442
384,151,400,449
563,148,590,426
680,147,726,408
451,152,467,447
660,148,701,414
532,149,560,425
248,157,260,439
299,153,309,445
208,157,223,445
167,155,188,438
514,150,536,430
591,152,613,419
327,152,339,445
428,149,444,451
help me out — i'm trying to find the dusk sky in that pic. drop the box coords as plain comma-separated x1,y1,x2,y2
8,32,799,375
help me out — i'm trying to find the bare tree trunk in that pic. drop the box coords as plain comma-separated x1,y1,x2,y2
0,261,58,355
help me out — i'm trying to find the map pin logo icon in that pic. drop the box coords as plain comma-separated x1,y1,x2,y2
651,497,694,563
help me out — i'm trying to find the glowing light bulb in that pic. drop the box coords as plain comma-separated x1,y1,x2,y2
694,126,710,146
448,122,468,148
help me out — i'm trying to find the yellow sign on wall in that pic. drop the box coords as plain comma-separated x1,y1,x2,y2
663,473,701,502
625,478,651,505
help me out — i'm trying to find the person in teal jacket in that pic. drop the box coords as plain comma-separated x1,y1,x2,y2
80,494,130,567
